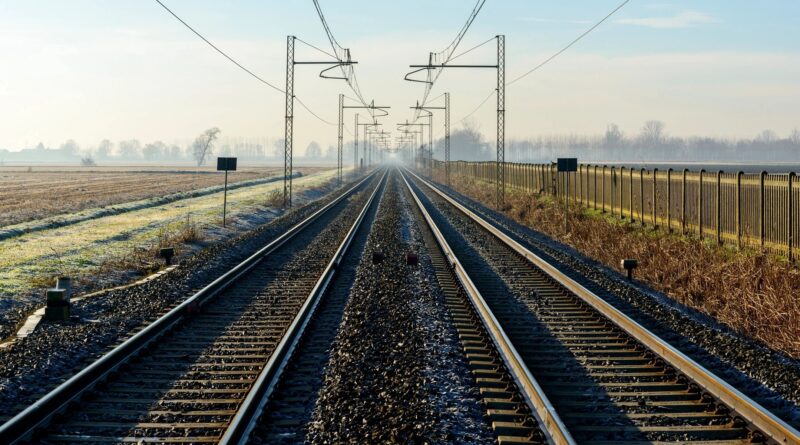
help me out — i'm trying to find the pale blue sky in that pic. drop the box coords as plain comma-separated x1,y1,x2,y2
1,1,798,151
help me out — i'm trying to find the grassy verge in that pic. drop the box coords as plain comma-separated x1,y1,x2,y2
0,168,345,308
447,174,800,359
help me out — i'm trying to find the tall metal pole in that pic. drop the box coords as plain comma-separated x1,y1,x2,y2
337,93,343,184
354,113,359,173
445,92,451,186
362,125,368,170
428,113,433,178
496,35,506,208
283,36,295,207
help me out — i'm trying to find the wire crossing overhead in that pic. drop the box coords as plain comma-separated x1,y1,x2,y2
152,0,336,127
405,0,487,122
457,0,631,123
312,0,378,120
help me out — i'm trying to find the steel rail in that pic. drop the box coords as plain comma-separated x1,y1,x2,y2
399,170,574,445
405,168,800,445
222,169,387,444
0,170,382,444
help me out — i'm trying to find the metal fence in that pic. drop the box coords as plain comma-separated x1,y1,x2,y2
432,160,799,260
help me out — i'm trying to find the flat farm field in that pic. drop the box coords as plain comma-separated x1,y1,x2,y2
0,165,323,227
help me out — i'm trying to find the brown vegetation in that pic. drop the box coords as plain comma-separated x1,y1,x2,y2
450,174,800,358
0,166,327,227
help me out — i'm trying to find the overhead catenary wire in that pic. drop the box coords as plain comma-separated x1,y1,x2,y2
506,0,631,86
295,36,339,60
311,0,377,120
153,0,336,126
456,0,631,122
410,0,487,124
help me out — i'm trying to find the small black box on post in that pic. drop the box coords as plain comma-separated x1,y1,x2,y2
557,158,577,172
217,157,237,171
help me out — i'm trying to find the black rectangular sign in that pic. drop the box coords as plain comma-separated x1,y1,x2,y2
557,158,577,172
217,157,237,171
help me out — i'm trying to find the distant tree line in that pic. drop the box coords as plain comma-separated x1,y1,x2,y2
432,120,800,164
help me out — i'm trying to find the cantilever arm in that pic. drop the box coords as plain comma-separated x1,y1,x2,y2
319,63,349,80
404,67,433,84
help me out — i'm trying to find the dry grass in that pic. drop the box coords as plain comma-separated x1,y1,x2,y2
266,189,285,208
450,174,800,358
0,166,330,227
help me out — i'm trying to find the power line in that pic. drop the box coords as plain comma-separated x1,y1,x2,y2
311,0,376,119
449,35,496,63
295,36,339,60
458,89,495,123
153,0,336,126
153,0,284,94
457,0,631,122
296,97,337,126
507,0,631,86
411,0,487,122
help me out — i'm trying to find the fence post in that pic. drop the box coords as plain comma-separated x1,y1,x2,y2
760,171,766,248
640,168,645,227
611,167,616,217
590,165,597,210
667,168,672,232
629,168,635,222
682,169,688,234
789,173,794,261
652,168,658,228
601,166,607,213
698,169,705,239
717,170,722,245
621,167,626,220
736,171,742,250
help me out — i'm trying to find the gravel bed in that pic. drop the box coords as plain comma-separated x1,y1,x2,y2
306,172,493,444
0,175,375,420
425,177,800,426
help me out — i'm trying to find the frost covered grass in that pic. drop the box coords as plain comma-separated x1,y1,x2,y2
0,167,343,309
449,174,800,359
0,165,330,228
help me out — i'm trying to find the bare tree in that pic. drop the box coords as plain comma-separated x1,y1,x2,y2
640,120,665,146
305,141,322,158
59,139,80,156
756,129,777,144
192,127,221,166
272,138,286,159
96,139,113,159
143,141,168,161
604,123,623,147
791,128,800,145
118,139,142,159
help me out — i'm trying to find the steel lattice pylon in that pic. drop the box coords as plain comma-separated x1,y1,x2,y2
445,92,451,186
496,35,506,208
337,94,344,184
354,113,359,172
283,36,295,208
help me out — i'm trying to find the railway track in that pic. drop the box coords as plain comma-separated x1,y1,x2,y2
0,170,386,445
401,169,800,445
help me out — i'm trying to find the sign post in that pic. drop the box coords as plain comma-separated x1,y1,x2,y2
557,158,578,233
217,157,237,227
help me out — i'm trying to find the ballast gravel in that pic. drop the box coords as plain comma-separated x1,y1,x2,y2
0,177,368,419
306,172,493,444
427,177,800,426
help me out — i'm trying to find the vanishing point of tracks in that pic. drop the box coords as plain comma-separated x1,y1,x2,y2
401,169,800,445
0,170,386,444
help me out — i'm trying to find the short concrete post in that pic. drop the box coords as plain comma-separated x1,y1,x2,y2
44,288,70,321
